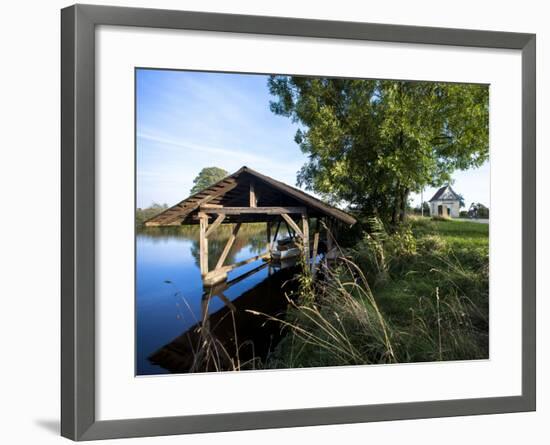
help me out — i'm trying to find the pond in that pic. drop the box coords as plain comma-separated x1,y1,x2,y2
136,224,298,375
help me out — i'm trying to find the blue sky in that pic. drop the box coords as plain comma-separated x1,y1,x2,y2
136,69,489,211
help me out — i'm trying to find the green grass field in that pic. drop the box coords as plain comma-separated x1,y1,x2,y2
412,217,488,248
264,216,489,369
375,217,488,321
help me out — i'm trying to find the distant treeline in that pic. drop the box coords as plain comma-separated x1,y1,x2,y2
136,202,168,227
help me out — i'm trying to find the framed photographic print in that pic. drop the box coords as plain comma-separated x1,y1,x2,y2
61,4,536,441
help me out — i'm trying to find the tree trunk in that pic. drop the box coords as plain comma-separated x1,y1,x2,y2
391,192,399,227
399,188,409,223
391,190,401,227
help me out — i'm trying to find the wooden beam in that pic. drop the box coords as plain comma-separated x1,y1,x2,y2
205,214,226,237
270,220,281,249
302,213,310,264
206,262,269,293
206,252,270,281
250,182,256,207
311,232,320,277
281,213,304,238
326,217,334,253
266,221,271,254
199,214,209,276
159,180,238,225
282,218,294,239
215,223,241,270
215,293,236,312
200,206,306,215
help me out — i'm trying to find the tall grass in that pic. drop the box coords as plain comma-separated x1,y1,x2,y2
251,217,488,369
150,282,265,373
155,217,488,371
249,257,397,368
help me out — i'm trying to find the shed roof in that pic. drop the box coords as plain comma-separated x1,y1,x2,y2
144,166,356,226
429,185,460,202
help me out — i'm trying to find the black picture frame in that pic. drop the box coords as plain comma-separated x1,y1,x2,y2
61,4,536,441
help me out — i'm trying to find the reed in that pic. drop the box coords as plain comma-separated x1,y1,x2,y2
153,217,488,371
250,218,488,369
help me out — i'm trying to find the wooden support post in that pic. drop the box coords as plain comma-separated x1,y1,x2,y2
266,221,271,254
249,182,256,207
199,213,209,276
312,232,319,262
215,223,241,270
311,232,320,278
302,213,310,265
326,218,334,253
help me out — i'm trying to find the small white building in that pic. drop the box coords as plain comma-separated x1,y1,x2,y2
428,185,461,218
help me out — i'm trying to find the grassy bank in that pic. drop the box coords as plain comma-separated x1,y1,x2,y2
262,217,489,368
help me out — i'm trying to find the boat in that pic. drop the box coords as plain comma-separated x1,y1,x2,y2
271,246,302,260
271,237,302,260
277,237,294,248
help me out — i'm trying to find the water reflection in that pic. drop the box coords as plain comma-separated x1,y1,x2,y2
148,263,299,373
136,224,294,375
139,224,269,271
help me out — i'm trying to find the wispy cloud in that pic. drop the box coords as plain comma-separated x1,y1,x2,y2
136,69,309,207
138,132,286,169
137,69,488,210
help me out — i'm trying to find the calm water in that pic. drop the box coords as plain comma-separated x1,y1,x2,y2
136,225,296,375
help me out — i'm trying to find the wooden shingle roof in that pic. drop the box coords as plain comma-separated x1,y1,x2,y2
145,166,356,226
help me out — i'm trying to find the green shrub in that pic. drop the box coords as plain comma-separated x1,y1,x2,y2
417,234,447,253
257,259,397,368
351,218,417,283
250,216,489,369
385,226,417,258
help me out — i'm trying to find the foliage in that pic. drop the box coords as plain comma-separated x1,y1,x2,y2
468,202,489,218
417,234,447,253
190,166,229,195
135,202,168,227
385,225,417,259
411,201,430,215
255,259,397,369
268,77,489,226
350,217,416,284
255,217,488,368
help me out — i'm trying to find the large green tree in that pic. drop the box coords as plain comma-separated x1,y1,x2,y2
190,166,229,194
268,77,488,225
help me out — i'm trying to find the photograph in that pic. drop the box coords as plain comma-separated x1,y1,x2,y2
135,68,490,376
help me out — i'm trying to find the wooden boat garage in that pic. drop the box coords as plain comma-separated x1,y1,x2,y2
145,166,356,286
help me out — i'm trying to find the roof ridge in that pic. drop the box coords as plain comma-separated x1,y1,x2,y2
428,184,460,202
145,165,357,226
